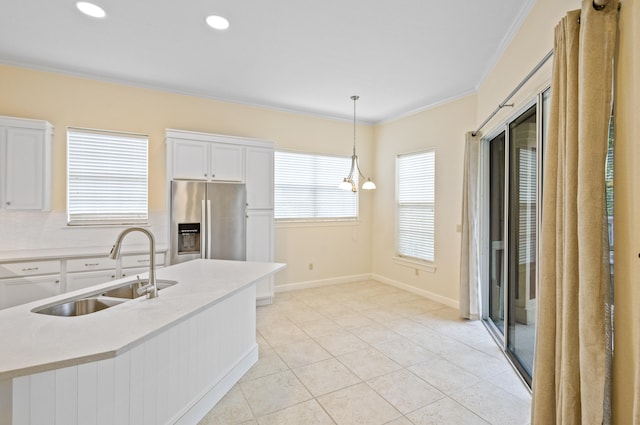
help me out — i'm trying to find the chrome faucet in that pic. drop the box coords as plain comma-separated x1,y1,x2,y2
109,227,158,299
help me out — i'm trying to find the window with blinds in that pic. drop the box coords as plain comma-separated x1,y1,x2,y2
67,127,148,226
397,149,435,262
274,150,358,220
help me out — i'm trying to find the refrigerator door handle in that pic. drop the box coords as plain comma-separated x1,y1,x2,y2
207,199,212,260
201,199,206,259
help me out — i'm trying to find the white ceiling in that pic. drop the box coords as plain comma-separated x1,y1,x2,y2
0,0,534,123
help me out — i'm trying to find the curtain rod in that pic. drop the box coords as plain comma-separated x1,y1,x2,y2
471,0,616,137
472,49,553,137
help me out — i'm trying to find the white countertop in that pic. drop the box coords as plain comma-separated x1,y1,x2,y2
0,259,285,380
0,245,168,262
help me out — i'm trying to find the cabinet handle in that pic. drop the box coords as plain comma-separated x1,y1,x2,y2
6,201,10,206
85,263,99,267
137,259,149,264
22,267,39,272
212,174,215,178
204,173,208,177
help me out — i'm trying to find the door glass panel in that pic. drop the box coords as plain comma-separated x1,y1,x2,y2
488,132,506,334
507,104,537,382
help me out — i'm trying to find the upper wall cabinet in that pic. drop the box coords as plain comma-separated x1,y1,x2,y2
0,116,53,211
170,138,244,182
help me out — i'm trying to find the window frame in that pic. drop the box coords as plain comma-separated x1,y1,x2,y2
66,127,149,226
274,149,359,222
396,148,436,263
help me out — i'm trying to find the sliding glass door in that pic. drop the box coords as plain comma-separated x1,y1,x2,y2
488,132,505,334
483,89,549,386
506,105,538,380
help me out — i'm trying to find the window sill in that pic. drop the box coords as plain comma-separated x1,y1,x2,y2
392,256,436,273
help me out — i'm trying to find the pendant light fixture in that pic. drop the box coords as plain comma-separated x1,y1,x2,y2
339,95,376,192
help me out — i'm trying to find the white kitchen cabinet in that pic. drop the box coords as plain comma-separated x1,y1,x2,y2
0,250,168,309
166,129,276,305
246,209,274,305
0,116,53,210
66,270,118,292
67,257,117,273
170,138,244,182
0,259,60,279
0,259,61,309
66,252,165,292
245,146,274,209
66,256,118,292
0,274,60,309
121,252,165,269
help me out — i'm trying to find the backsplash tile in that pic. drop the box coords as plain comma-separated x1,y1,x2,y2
0,210,167,252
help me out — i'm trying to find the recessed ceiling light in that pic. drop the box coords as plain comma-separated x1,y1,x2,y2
76,2,106,19
206,15,230,30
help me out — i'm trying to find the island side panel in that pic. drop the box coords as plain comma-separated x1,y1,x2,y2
10,283,257,425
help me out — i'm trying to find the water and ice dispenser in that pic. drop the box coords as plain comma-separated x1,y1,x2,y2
177,223,201,255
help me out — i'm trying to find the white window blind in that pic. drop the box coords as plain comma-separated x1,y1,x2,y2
274,151,358,220
397,150,435,262
518,147,537,264
67,127,148,225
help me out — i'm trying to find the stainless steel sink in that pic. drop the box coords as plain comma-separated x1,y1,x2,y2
101,279,178,299
33,297,125,317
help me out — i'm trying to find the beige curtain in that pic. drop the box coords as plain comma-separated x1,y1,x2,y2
531,1,618,424
459,131,481,320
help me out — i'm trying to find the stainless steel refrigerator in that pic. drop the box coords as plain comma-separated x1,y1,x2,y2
170,180,246,264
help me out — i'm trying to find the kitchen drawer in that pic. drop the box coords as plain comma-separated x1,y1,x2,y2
0,260,60,279
121,253,165,269
67,257,116,272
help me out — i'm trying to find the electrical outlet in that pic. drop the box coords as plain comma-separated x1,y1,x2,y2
309,263,314,271
415,268,419,276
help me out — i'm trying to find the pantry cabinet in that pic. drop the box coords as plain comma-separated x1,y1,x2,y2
245,146,274,209
0,116,53,211
246,209,275,305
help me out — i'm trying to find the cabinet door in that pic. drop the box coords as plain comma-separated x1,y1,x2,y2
171,139,209,180
210,143,244,181
245,147,274,209
66,270,117,292
0,275,60,310
246,209,274,304
5,128,45,210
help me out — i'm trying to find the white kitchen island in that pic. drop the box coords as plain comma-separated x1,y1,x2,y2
0,259,285,425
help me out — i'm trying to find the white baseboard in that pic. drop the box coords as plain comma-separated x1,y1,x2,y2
274,273,459,310
173,344,259,425
275,273,373,292
371,273,459,309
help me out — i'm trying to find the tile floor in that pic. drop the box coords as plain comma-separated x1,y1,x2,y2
198,280,531,425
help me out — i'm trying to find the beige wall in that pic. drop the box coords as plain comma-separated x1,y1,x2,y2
370,95,476,305
0,64,374,286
